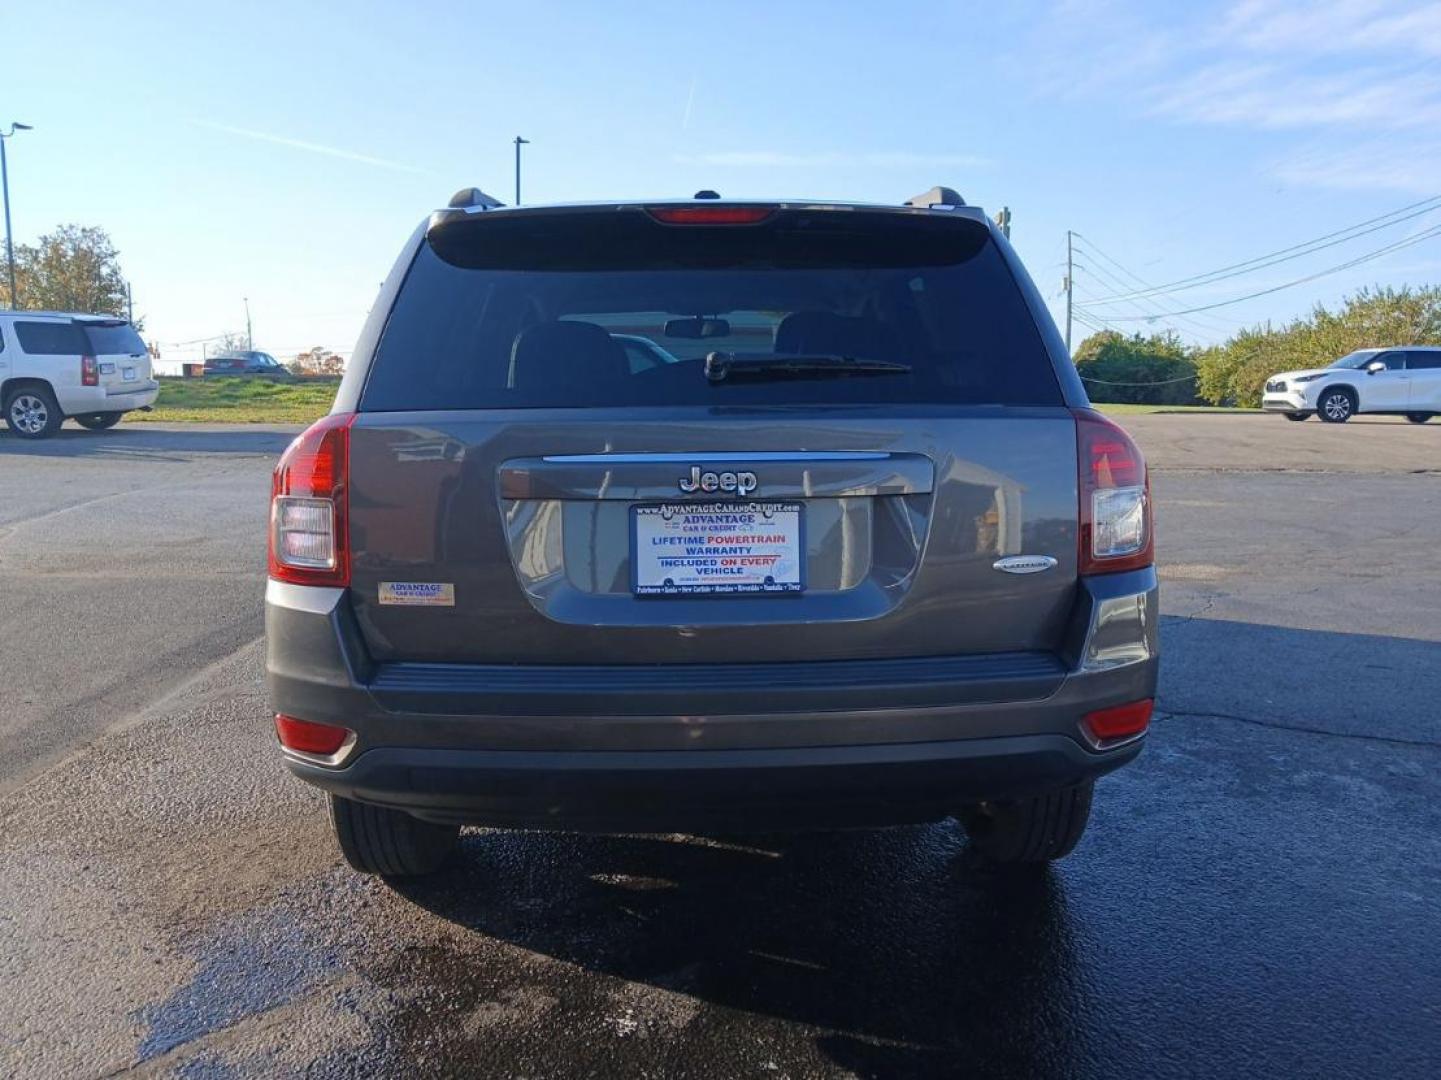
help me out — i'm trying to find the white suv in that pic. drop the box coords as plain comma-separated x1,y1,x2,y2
0,311,158,438
1262,347,1441,424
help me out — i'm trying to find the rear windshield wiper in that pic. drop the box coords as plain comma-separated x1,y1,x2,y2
703,351,912,383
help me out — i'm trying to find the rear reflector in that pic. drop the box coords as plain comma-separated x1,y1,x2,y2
1083,699,1153,742
274,714,352,756
647,206,775,225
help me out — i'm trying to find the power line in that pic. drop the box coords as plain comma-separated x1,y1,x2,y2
1077,371,1199,387
1070,237,1244,331
153,331,238,347
1071,266,1223,342
1071,254,1235,337
1069,292,1131,335
1071,307,1125,337
1078,193,1441,305
1098,221,1441,320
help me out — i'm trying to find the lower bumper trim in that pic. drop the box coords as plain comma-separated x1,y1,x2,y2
1262,397,1307,412
285,734,1142,830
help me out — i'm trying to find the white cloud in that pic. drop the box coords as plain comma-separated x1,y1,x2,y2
1219,0,1441,57
676,150,993,169
192,120,427,174
1016,0,1184,99
1150,61,1441,130
1022,1,1441,191
1269,140,1441,193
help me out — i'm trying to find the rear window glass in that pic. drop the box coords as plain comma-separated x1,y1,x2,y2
84,322,146,355
14,321,89,355
362,210,1062,411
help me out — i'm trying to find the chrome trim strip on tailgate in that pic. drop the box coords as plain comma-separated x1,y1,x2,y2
542,452,891,463
500,451,934,500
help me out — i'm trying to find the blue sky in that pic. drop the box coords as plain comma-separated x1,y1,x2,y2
4,0,1440,365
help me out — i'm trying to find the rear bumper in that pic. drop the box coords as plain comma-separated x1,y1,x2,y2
57,381,160,415
286,735,1142,830
266,568,1159,828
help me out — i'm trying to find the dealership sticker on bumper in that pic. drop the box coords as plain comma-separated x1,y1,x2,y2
379,582,455,606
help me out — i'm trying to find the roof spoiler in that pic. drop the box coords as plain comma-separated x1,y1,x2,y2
448,187,505,210
905,185,966,209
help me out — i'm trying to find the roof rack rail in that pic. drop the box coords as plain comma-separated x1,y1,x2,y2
905,185,966,209
448,187,505,210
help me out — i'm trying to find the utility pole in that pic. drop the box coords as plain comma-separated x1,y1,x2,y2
1,122,34,309
126,281,133,323
513,136,529,206
1064,229,1074,356
994,206,1012,239
244,297,253,352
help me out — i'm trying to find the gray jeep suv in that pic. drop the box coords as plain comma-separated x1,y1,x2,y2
266,189,1158,877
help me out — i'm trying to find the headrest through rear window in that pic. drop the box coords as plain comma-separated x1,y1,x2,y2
508,320,632,391
774,311,895,361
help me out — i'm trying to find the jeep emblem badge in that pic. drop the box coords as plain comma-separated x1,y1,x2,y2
679,465,758,497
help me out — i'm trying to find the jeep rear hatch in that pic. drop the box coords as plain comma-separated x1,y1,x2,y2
343,204,1081,665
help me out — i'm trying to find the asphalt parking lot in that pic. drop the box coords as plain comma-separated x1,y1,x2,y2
2,415,1439,1078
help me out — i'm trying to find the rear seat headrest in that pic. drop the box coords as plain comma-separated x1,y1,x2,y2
508,320,631,391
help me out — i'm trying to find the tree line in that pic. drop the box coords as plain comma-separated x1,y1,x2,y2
1075,286,1441,407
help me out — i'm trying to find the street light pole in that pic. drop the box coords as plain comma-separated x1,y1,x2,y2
1,123,34,309
244,297,253,352
514,136,529,206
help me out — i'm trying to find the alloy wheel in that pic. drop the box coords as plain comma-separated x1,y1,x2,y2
9,394,48,435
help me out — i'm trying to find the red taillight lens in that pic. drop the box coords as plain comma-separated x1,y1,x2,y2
274,713,352,755
268,413,355,587
1083,699,1153,742
1075,408,1153,575
647,206,775,225
81,355,99,386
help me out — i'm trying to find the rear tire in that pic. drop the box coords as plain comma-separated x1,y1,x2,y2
1317,388,1355,423
4,385,63,439
1405,412,1433,424
74,412,123,431
328,794,459,877
958,782,1093,864
1284,412,1310,422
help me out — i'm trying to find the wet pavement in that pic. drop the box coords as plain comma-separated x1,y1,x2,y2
1,418,1439,1078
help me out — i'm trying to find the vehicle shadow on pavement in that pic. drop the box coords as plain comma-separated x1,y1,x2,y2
0,425,297,460
385,825,1084,1077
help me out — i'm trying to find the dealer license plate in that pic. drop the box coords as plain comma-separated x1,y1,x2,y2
632,502,804,596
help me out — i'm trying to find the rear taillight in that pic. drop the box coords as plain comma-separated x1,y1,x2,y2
268,413,355,587
274,713,352,756
81,355,98,386
646,206,775,225
1074,408,1152,575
